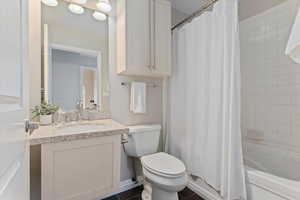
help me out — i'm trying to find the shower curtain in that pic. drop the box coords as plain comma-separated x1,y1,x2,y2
166,0,247,199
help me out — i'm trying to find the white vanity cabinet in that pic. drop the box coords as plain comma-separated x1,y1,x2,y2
41,135,121,200
116,0,171,77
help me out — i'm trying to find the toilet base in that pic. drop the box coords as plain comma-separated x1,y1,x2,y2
151,185,179,200
142,181,152,200
141,181,179,200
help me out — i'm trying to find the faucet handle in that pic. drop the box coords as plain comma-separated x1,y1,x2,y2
76,99,83,110
95,104,101,111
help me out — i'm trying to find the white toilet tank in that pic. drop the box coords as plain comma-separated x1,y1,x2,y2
124,125,161,157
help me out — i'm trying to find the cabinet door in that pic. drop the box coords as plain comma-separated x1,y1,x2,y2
126,0,151,75
154,0,171,76
41,136,121,200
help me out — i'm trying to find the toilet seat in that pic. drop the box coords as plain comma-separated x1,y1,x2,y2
141,152,186,178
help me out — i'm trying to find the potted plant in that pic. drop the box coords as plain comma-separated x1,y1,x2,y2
32,102,59,125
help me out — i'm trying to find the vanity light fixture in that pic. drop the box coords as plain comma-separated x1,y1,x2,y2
93,11,107,21
96,0,112,13
43,0,109,21
68,3,85,14
42,0,58,7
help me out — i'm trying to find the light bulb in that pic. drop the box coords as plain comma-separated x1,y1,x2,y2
42,0,58,7
97,0,112,13
68,4,84,14
93,11,107,21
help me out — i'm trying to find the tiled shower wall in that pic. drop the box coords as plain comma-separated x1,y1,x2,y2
240,0,300,153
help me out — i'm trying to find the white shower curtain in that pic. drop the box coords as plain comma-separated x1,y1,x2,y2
167,0,247,199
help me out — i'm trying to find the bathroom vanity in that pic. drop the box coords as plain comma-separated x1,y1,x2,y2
30,119,128,200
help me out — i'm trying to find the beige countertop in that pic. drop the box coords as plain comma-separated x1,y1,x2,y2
29,119,129,145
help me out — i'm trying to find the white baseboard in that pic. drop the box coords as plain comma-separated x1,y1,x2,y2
99,179,142,199
188,179,222,200
119,179,142,194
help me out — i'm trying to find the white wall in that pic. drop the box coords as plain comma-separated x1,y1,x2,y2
240,0,300,177
239,0,286,21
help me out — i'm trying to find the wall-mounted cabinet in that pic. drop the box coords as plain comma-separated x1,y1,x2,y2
116,0,171,77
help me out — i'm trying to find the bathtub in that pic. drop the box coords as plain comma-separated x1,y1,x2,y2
189,166,300,200
246,167,300,200
189,141,300,200
245,141,300,200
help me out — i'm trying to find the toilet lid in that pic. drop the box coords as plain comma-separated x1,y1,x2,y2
141,152,186,177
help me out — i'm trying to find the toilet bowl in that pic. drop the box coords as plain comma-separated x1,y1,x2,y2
123,125,188,200
141,152,188,200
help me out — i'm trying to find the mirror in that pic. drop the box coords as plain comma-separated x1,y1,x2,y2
41,1,110,113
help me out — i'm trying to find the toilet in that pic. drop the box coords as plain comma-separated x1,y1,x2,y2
123,125,188,200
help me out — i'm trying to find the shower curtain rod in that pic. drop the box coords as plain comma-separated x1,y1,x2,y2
172,0,219,31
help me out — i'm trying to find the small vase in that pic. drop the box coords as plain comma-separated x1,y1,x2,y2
40,114,52,126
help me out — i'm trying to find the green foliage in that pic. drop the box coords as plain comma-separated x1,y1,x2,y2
31,102,59,119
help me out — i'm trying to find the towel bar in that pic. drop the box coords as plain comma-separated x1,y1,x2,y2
121,82,159,88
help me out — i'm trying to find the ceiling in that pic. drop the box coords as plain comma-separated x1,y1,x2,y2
170,0,287,21
170,0,213,15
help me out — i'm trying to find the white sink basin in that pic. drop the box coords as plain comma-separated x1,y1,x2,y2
56,122,106,134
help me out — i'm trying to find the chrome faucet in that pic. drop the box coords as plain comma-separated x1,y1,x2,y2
76,100,84,112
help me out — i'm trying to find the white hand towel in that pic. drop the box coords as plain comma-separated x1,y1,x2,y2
130,82,146,114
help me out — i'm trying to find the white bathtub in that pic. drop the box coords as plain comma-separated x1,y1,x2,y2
246,167,300,200
189,140,300,200
188,167,300,200
245,141,300,200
